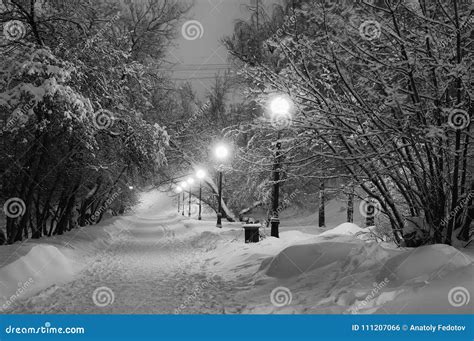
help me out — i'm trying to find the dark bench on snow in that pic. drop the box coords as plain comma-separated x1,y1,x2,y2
242,223,260,243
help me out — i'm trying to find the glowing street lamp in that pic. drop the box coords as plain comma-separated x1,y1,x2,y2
214,144,230,160
213,143,230,228
196,169,206,180
268,95,293,238
196,169,206,220
187,177,194,217
176,186,182,213
270,96,292,116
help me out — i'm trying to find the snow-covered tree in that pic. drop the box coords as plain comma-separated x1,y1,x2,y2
0,0,185,243
225,0,473,245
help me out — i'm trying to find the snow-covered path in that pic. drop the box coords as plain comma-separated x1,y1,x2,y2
2,191,473,315
6,193,234,314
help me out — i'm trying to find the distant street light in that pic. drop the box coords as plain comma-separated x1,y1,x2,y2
187,178,194,217
268,95,293,238
270,96,292,116
176,186,182,213
214,144,230,160
213,143,230,228
196,169,206,220
180,181,187,216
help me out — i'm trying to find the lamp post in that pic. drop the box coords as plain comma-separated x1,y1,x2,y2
180,182,187,216
214,143,230,228
196,169,206,220
187,178,194,217
176,186,182,213
268,95,293,238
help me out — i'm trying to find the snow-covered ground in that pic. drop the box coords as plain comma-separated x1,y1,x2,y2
0,190,473,314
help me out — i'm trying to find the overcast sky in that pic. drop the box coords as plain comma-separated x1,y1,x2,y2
168,0,273,98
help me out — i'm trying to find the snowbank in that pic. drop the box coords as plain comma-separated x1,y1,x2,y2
377,244,472,285
317,222,364,237
264,242,357,278
0,190,179,311
0,245,76,310
0,219,130,310
203,222,474,314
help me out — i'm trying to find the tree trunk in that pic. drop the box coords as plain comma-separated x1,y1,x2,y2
318,180,325,227
203,178,236,222
457,181,474,241
446,0,464,245
347,189,354,223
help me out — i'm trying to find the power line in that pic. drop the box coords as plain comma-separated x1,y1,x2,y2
157,63,232,72
171,68,231,71
170,76,224,80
